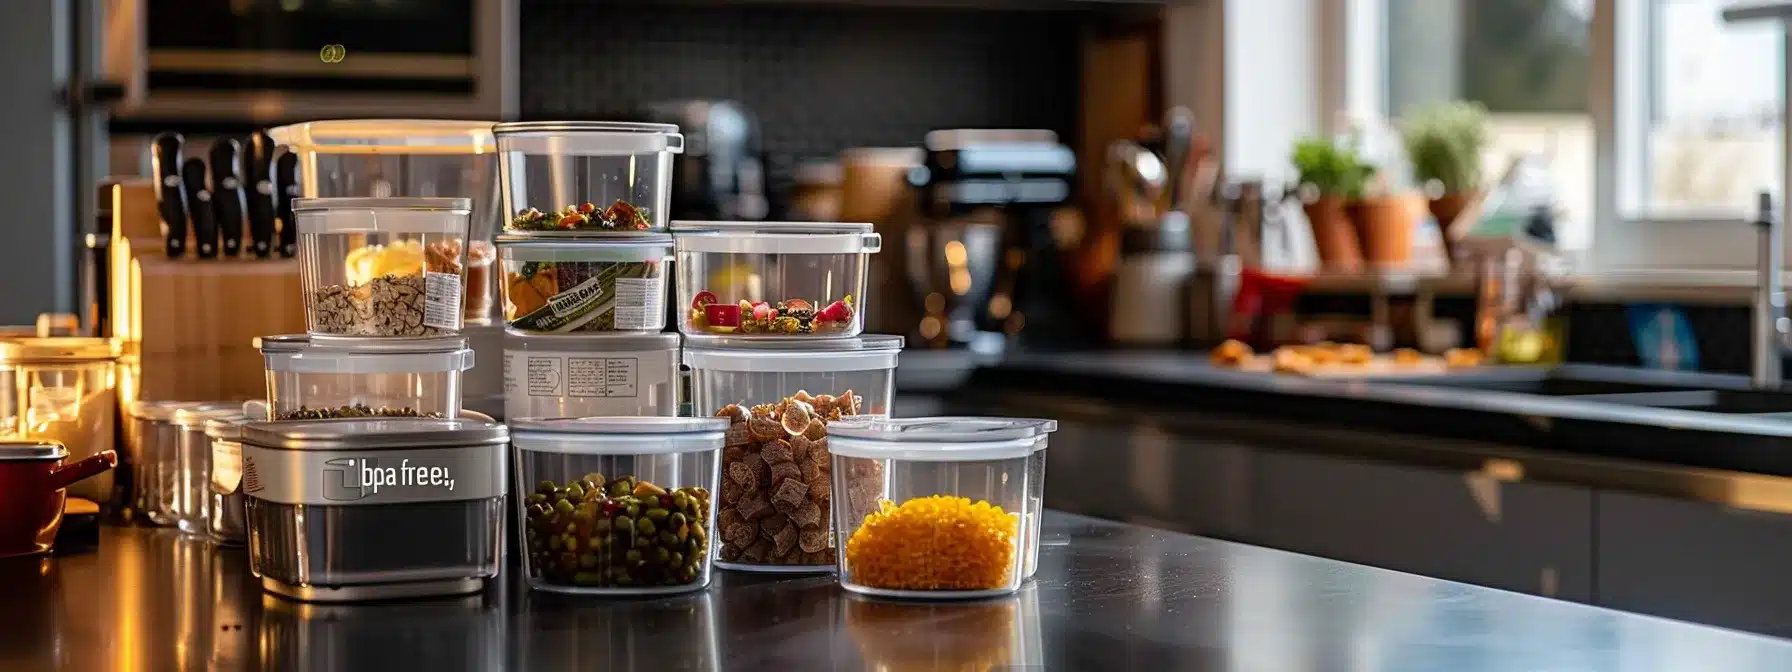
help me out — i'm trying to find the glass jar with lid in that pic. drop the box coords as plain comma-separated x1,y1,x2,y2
295,197,471,339
671,222,881,338
494,121,683,234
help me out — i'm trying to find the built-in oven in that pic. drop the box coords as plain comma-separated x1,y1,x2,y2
104,0,516,124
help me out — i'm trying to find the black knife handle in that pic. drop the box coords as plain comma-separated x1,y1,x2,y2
150,132,187,258
209,138,245,257
183,158,218,259
274,150,300,258
245,131,278,258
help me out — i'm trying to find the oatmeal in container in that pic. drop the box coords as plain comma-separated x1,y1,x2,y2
828,417,1056,599
682,334,900,572
671,222,880,338
494,121,682,234
495,232,672,333
503,331,680,420
257,334,475,420
296,197,470,339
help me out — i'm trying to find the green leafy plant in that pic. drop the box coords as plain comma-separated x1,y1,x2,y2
1401,101,1490,194
1291,136,1376,199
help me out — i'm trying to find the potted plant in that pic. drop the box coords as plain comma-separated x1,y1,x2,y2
1291,136,1375,270
1401,101,1490,262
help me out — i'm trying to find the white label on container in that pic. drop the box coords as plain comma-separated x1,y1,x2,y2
504,348,675,419
611,277,662,330
422,271,464,329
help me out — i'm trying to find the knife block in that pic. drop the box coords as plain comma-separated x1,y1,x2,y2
101,180,303,405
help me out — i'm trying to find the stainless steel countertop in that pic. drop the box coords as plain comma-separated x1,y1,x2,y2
2,516,1789,670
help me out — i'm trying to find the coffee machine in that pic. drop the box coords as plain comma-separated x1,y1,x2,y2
901,129,1083,352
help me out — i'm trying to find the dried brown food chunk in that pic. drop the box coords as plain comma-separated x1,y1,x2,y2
798,528,829,554
799,460,824,490
736,492,773,521
807,438,831,467
792,500,824,529
747,416,783,442
761,439,794,464
749,403,776,419
805,550,832,565
769,461,801,487
724,521,758,547
715,403,749,424
778,399,814,434
772,524,800,556
802,419,827,442
744,538,775,562
723,445,746,465
771,478,810,514
721,477,745,504
724,424,752,449
727,460,759,489
808,470,831,502
749,452,772,485
718,544,741,562
789,435,813,463
759,513,789,536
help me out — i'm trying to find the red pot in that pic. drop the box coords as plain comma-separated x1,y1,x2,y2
0,440,117,558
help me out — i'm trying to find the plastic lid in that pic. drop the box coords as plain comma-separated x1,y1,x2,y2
301,335,469,353
204,414,250,440
263,337,475,374
254,334,308,353
504,329,679,353
495,232,674,262
268,120,497,155
493,121,684,155
827,417,1056,461
293,197,472,235
0,439,67,462
671,221,881,255
682,334,901,373
243,417,509,451
510,416,728,455
130,400,205,422
0,337,121,363
174,402,249,428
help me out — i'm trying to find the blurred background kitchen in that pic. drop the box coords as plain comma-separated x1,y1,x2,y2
5,0,1791,378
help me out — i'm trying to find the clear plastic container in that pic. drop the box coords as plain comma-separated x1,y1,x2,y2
494,121,683,233
827,417,1056,599
257,334,475,420
129,400,187,526
172,403,244,537
295,197,471,338
682,335,901,572
494,233,672,333
671,222,881,338
268,119,502,323
0,337,122,505
503,331,680,420
510,416,727,595
205,414,251,545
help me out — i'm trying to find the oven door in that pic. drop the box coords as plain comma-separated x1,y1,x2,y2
105,0,515,123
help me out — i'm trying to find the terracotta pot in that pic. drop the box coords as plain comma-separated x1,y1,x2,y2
1429,191,1482,265
1302,196,1362,270
1350,195,1419,267
0,440,117,558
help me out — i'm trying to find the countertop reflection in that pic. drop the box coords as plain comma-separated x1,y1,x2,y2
1,512,1788,671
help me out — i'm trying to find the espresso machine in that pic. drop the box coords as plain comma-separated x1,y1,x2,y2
900,129,1083,353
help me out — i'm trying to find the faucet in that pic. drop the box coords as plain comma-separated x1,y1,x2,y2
1753,191,1786,389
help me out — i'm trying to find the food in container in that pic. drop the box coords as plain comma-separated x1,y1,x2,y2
0,439,116,557
682,335,901,571
493,121,683,233
206,415,251,545
268,119,503,323
510,417,726,594
257,334,474,421
671,222,880,337
296,197,471,338
495,233,671,333
241,418,509,602
172,403,245,537
0,337,122,505
827,417,1056,599
503,331,679,420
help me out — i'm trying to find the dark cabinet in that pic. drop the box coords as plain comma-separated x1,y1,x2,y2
1596,491,1792,637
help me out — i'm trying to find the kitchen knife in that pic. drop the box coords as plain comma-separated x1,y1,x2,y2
208,138,245,257
274,150,300,258
149,132,187,258
181,158,218,258
245,131,278,258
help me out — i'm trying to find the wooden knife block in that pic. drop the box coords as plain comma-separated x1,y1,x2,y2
103,180,304,405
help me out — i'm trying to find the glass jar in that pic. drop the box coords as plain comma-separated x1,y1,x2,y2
172,403,244,537
503,331,680,420
494,121,683,233
828,417,1056,599
494,232,672,333
128,400,185,526
257,335,474,420
682,335,901,572
205,414,251,545
511,417,727,595
295,197,471,338
268,119,502,323
671,222,881,338
0,338,121,507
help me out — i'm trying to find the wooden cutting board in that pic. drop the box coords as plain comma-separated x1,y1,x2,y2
1230,354,1454,377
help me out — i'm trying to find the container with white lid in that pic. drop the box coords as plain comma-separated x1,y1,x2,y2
296,196,471,338
672,221,881,338
0,337,123,505
494,232,672,333
827,417,1057,599
503,330,679,420
269,120,501,321
205,414,252,545
511,416,727,595
682,334,901,572
256,334,475,420
495,121,683,234
172,403,245,537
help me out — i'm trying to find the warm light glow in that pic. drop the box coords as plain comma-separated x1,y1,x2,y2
919,316,942,340
924,292,946,314
944,241,968,266
988,294,1012,319
949,269,972,295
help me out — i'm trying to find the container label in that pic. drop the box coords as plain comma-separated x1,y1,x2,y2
238,444,506,505
212,439,243,495
503,348,675,418
423,270,464,329
505,261,663,332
